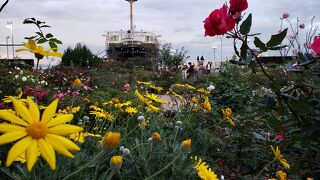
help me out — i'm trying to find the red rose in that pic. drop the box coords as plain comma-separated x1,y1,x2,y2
310,36,320,57
229,0,248,14
204,5,236,36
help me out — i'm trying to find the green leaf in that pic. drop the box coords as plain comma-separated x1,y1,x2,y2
40,25,51,28
49,41,58,51
23,18,36,24
37,38,47,44
35,32,43,37
268,45,287,50
45,33,53,38
266,28,288,47
240,13,252,35
288,99,313,114
50,38,63,44
240,41,248,60
254,37,267,51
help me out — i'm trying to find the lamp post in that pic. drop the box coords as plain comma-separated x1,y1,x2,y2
5,21,14,60
219,36,223,61
212,44,217,60
6,36,9,59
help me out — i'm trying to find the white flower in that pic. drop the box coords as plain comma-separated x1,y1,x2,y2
119,146,125,152
123,148,130,155
19,70,23,75
83,116,90,121
41,80,46,84
207,85,215,91
137,115,145,122
147,137,153,142
21,76,27,82
175,121,182,126
15,75,19,79
9,71,12,74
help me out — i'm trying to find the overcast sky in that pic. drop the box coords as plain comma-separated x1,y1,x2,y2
0,0,319,63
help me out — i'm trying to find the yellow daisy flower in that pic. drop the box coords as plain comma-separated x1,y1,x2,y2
125,107,138,116
197,88,210,95
192,156,218,180
271,145,290,169
0,96,83,171
222,108,235,126
16,39,62,58
145,93,168,104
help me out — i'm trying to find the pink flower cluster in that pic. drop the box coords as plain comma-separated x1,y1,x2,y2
23,87,48,102
204,0,248,37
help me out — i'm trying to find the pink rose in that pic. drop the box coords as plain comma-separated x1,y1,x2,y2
310,36,320,57
282,13,289,19
299,23,305,29
204,5,236,36
229,0,248,14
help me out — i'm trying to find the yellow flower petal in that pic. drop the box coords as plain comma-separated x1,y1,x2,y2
41,99,58,124
45,137,75,158
15,48,29,52
28,39,36,50
6,136,32,167
26,139,39,172
0,131,27,145
11,97,33,124
47,134,80,151
0,123,25,133
48,125,83,136
27,97,40,122
38,138,56,170
0,110,29,126
46,114,74,127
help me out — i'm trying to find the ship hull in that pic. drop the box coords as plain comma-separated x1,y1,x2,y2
107,43,157,60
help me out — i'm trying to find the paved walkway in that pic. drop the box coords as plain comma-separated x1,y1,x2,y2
158,95,182,110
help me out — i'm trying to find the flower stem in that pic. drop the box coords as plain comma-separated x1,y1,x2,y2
254,159,276,180
144,154,180,180
63,150,107,180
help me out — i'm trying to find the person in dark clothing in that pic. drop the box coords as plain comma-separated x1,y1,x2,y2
186,62,194,78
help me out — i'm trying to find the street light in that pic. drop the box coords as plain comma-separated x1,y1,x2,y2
212,44,217,60
6,36,10,59
5,21,14,60
219,36,223,61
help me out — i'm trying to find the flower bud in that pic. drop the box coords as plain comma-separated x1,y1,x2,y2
137,115,145,122
152,132,161,141
102,132,121,151
119,146,125,152
181,139,191,150
110,155,123,171
123,148,130,155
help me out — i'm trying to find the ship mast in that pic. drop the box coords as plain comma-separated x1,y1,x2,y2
125,0,137,32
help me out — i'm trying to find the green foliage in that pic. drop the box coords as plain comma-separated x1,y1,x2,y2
240,13,252,35
61,43,102,67
23,18,63,51
154,43,189,71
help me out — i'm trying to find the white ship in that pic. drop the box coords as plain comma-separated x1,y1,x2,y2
104,0,159,59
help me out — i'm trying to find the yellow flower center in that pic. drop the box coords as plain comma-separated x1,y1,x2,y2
26,122,48,139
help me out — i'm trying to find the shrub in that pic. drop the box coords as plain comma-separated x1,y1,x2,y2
61,43,102,67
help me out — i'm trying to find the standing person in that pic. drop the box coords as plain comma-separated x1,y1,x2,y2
206,61,212,74
186,62,194,79
200,55,205,69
